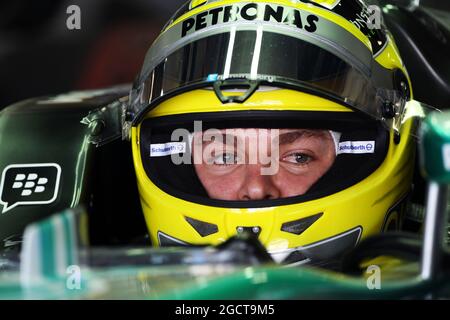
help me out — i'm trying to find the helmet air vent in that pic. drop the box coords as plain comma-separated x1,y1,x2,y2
281,213,323,235
185,217,219,237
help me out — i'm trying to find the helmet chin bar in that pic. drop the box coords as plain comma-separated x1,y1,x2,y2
156,215,361,268
156,226,362,268
269,227,362,267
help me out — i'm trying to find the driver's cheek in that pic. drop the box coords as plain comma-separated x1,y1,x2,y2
198,166,248,201
272,167,314,198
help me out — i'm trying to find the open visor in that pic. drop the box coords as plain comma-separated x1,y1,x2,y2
130,25,405,127
135,100,438,208
139,112,390,208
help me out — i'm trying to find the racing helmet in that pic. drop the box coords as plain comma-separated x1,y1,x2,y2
128,0,418,266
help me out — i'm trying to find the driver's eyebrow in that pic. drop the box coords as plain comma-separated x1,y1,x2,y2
201,134,237,147
279,130,327,145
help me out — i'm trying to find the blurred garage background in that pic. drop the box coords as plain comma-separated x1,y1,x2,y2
0,0,186,109
0,0,449,110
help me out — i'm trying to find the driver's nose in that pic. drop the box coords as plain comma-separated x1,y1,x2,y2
238,165,281,201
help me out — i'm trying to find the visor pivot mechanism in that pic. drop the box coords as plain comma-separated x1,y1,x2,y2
213,79,260,104
382,101,396,119
394,132,402,145
382,101,402,144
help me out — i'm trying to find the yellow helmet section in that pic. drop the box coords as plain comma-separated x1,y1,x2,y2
190,0,208,9
375,32,414,98
146,89,352,119
132,111,415,250
311,0,341,9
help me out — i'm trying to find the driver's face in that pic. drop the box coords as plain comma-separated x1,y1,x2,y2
193,129,336,201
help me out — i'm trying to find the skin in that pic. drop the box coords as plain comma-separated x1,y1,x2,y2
193,129,336,201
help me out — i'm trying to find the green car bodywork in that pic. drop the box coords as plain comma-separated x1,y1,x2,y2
0,11,449,297
0,89,449,300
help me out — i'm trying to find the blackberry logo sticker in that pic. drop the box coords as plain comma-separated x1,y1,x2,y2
0,164,61,214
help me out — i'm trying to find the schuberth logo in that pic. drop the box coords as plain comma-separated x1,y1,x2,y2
338,141,376,155
182,3,320,37
150,142,187,157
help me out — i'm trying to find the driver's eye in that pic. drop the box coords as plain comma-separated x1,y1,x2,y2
283,153,313,165
212,153,240,165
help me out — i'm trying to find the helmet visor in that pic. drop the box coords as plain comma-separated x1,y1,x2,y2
139,111,390,208
131,26,401,126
